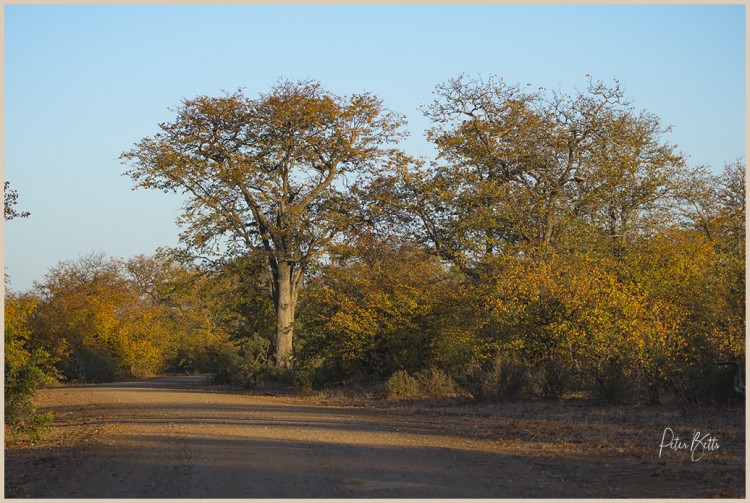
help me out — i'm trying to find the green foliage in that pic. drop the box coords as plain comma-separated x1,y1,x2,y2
456,354,575,402
5,349,53,418
206,332,314,391
4,348,56,442
292,356,324,393
619,230,744,404
20,249,283,385
62,347,120,383
375,75,685,270
5,289,57,442
23,412,55,443
209,333,278,387
295,219,743,405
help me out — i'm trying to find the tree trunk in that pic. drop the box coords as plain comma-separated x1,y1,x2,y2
273,260,296,367
543,211,554,246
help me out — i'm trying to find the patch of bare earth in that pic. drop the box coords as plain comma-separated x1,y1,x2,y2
4,375,745,498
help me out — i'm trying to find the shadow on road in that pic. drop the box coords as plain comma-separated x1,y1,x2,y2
7,375,745,499
5,430,606,498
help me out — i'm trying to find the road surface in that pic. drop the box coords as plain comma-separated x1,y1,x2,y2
4,375,745,498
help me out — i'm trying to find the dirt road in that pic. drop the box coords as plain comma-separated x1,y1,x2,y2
4,375,745,498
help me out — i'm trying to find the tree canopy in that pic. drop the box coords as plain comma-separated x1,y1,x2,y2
367,76,686,272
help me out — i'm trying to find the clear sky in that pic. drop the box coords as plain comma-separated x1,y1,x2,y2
3,3,746,293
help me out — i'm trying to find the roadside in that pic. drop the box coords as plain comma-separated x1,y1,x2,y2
4,375,745,498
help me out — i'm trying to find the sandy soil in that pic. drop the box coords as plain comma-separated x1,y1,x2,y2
4,375,745,498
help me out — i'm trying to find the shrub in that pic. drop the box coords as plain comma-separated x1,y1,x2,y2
415,367,457,399
636,359,664,404
538,358,575,399
61,347,121,383
293,356,324,393
293,368,315,393
5,349,56,442
14,412,55,443
663,359,744,407
207,334,306,390
295,240,452,384
210,350,243,385
471,355,537,402
385,370,421,400
589,356,636,404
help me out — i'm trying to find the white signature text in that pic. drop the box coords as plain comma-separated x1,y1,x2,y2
659,427,720,461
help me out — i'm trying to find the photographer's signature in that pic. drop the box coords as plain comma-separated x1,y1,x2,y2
659,427,720,461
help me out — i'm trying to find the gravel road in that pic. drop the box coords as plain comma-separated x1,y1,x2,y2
4,375,745,498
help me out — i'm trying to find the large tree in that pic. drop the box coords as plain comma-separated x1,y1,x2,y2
373,75,685,272
121,80,406,365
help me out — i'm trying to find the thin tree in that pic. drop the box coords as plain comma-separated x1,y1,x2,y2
4,181,30,221
121,80,406,366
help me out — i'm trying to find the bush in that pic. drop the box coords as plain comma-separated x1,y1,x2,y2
207,334,307,390
415,367,457,399
61,347,121,383
636,360,664,404
474,355,537,402
589,356,636,404
294,240,452,384
663,360,744,407
12,412,55,443
209,349,244,385
385,370,421,400
538,358,575,399
293,368,315,393
5,349,56,442
293,356,325,393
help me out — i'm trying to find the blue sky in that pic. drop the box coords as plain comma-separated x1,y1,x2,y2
3,4,746,292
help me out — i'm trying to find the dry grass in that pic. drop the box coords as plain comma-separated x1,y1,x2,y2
307,386,745,497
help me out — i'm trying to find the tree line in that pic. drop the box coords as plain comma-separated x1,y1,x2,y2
5,77,745,430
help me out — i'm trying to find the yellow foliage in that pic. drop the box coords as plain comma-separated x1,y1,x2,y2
4,292,41,370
